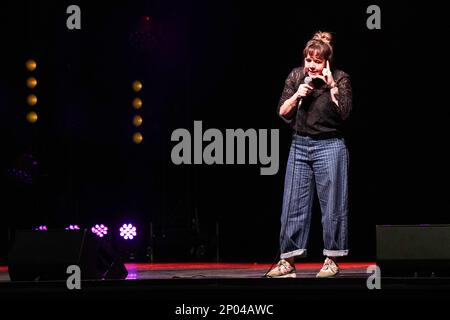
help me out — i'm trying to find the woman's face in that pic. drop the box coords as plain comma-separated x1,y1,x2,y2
304,53,326,77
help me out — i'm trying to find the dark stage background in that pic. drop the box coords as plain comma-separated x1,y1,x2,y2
0,0,448,264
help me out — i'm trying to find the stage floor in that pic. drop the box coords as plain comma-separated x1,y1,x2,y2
0,262,371,281
124,262,372,280
2,262,450,305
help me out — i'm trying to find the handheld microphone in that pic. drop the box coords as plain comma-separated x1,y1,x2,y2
297,76,313,109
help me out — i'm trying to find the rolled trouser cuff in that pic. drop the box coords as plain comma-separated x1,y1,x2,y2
280,249,307,259
323,249,348,257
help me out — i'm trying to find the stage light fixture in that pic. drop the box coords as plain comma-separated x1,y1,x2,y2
132,115,143,127
132,98,142,110
65,225,80,230
132,132,143,144
26,59,37,71
27,94,37,106
91,224,108,238
120,223,137,240
26,77,38,89
26,111,38,123
132,80,142,92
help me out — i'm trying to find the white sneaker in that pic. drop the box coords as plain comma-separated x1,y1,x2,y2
316,257,339,278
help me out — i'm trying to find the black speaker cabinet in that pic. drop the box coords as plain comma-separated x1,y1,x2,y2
8,229,128,281
376,224,450,277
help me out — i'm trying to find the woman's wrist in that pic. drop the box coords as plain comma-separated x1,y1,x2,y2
279,95,298,116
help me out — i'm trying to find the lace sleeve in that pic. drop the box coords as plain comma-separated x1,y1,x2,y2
277,68,301,123
333,73,352,120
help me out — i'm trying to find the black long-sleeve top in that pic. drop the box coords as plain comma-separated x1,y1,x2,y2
277,67,352,138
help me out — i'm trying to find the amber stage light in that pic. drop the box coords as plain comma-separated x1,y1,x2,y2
133,115,143,127
132,80,143,92
26,77,38,89
132,98,143,109
133,132,143,144
26,111,38,123
27,94,38,106
26,59,37,72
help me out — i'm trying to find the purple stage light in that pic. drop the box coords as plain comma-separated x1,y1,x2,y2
120,223,137,240
65,225,80,230
91,224,108,237
35,225,47,231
